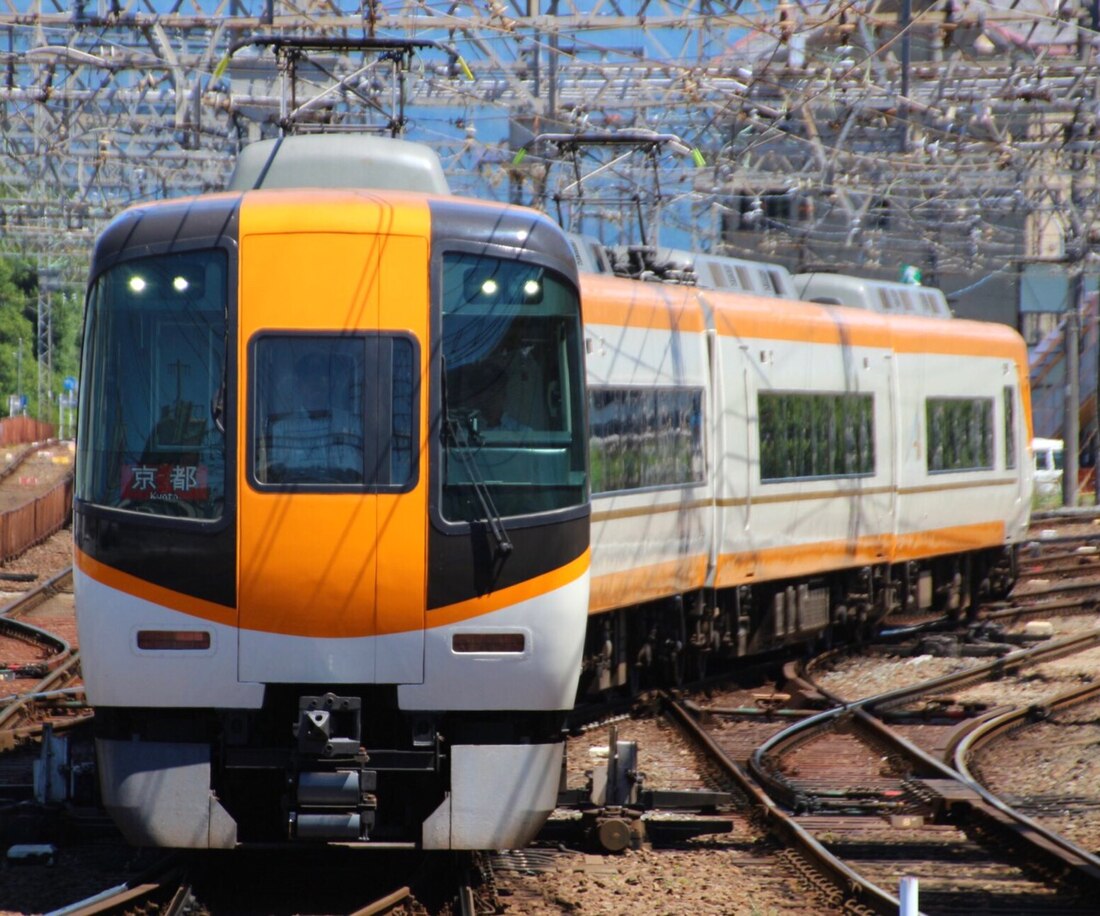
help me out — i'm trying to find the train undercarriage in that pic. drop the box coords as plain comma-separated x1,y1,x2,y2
580,546,1018,694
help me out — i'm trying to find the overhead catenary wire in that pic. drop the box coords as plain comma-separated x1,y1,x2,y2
0,1,1099,290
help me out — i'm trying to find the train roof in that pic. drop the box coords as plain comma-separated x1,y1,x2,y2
226,134,451,196
794,271,952,319
90,185,578,291
653,247,796,298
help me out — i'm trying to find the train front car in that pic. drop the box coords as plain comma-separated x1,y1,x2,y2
74,188,589,849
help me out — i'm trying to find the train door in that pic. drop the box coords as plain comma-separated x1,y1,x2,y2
236,216,429,685
704,327,720,587
882,348,900,558
709,318,754,591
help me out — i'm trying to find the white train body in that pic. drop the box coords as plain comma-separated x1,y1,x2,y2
580,274,1031,684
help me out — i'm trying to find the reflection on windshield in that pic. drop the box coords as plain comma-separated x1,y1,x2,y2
77,251,227,520
441,252,586,521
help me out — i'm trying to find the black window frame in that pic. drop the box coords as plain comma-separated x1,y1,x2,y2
247,330,420,494
76,245,234,528
429,240,589,535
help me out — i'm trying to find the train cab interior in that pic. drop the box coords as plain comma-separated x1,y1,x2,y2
439,252,586,521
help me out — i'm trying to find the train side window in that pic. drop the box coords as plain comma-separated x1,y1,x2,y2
758,391,875,482
1003,386,1016,470
588,387,705,494
251,334,416,490
926,397,993,473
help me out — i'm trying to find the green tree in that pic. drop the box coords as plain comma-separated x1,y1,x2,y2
0,257,35,412
0,255,83,423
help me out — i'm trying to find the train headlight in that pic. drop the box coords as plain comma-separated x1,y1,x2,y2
128,275,147,293
480,278,499,297
172,275,190,292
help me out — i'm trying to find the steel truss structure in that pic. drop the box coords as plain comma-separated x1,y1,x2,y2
2,1,1100,317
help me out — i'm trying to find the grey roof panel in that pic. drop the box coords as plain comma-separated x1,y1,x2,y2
227,134,451,195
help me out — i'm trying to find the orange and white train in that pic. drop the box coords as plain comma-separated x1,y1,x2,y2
74,135,1032,850
581,267,1031,691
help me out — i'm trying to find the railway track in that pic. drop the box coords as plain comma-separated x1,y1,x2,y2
48,849,482,916
8,518,1100,914
58,869,421,916
959,682,1100,854
658,622,1100,913
0,567,86,753
428,523,1100,912
54,857,192,916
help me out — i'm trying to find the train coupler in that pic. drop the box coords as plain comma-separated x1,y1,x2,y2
289,768,379,840
295,693,361,758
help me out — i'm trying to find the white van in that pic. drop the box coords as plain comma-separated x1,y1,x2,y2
1032,437,1064,502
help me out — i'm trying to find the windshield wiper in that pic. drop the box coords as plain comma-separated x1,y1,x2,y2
441,359,513,556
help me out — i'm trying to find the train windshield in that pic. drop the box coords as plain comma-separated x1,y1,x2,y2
441,252,586,520
76,250,227,520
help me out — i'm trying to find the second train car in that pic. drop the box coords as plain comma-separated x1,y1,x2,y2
580,267,1030,691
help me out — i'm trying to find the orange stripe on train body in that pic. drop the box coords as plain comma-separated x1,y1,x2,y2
579,274,706,332
712,522,1005,590
589,555,708,616
76,545,591,638
586,521,1007,611
76,547,238,630
579,272,1029,363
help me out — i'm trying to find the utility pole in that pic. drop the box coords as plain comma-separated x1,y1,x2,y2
1064,266,1084,507
898,0,911,153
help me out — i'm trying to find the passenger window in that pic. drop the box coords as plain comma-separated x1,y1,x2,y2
926,397,993,472
589,387,705,493
758,391,875,482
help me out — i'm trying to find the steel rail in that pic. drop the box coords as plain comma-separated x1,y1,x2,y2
0,565,78,707
954,681,1100,773
754,628,1100,891
0,653,85,750
663,695,894,913
348,886,412,916
847,626,1100,715
950,680,1100,870
849,702,1100,882
1009,577,1100,599
48,860,185,916
0,566,74,620
0,615,70,669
